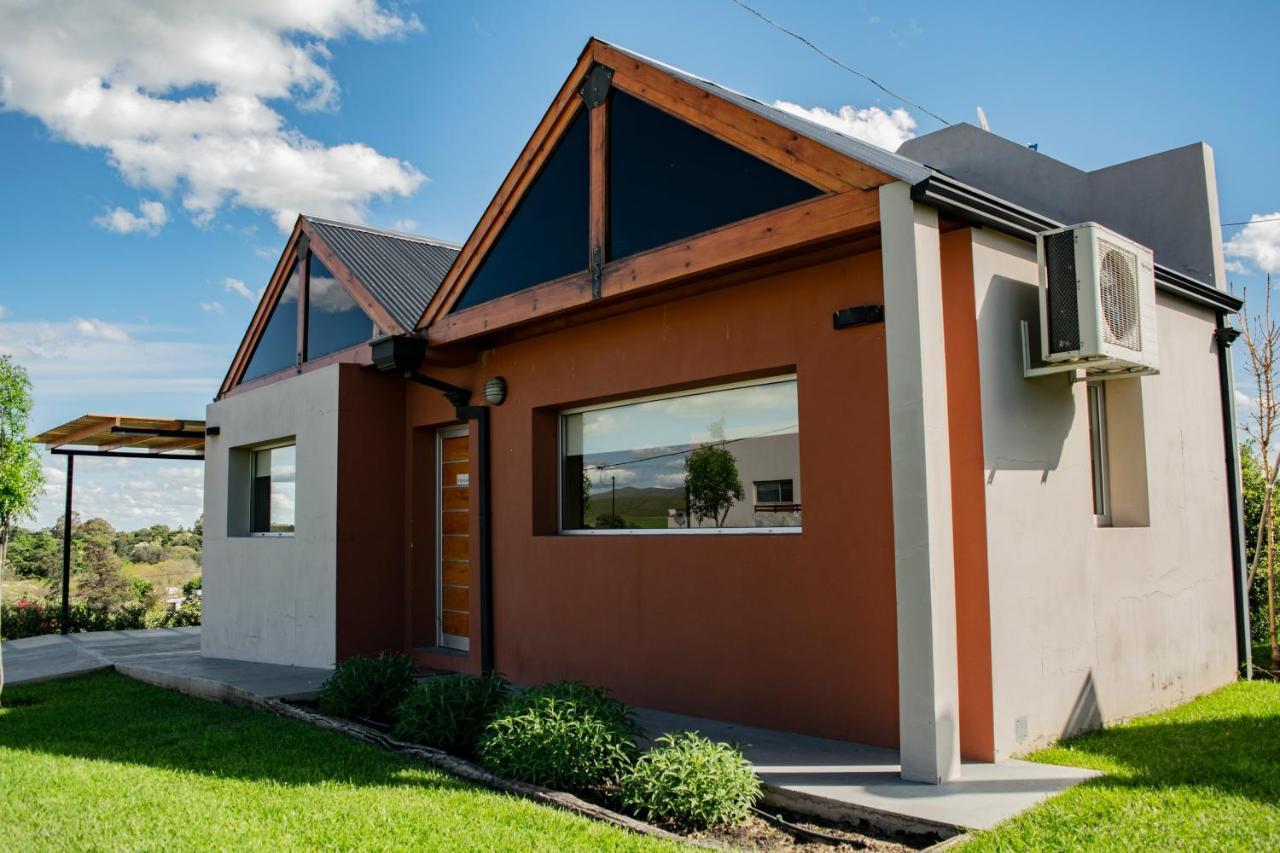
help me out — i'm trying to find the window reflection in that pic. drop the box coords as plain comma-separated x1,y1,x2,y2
306,258,372,359
241,263,298,383
560,378,801,531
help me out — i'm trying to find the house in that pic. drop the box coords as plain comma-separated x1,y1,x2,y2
201,39,1248,784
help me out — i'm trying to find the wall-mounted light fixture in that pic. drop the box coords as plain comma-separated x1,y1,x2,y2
484,376,508,406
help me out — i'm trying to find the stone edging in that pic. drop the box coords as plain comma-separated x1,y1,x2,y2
113,663,722,850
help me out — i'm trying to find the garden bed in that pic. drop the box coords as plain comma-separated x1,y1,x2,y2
286,686,924,851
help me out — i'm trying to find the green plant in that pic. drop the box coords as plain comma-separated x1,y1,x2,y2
478,681,639,792
684,424,744,527
317,652,416,722
618,732,760,829
393,673,510,757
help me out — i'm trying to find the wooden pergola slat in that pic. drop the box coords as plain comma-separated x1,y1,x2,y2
30,413,208,634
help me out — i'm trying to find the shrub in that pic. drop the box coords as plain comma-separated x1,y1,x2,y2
618,732,760,829
478,681,639,792
146,596,201,629
0,598,147,640
317,652,416,722
393,673,510,757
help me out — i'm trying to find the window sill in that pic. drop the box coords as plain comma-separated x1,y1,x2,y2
559,527,802,536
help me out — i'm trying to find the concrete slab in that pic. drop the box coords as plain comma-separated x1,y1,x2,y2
633,707,1098,837
117,652,329,701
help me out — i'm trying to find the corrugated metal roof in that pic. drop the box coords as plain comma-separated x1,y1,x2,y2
604,43,934,187
303,216,460,332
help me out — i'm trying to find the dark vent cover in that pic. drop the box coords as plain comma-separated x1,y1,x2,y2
1044,231,1080,355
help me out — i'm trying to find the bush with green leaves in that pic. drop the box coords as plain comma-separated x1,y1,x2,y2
392,673,510,757
317,652,416,723
618,732,761,829
478,681,639,792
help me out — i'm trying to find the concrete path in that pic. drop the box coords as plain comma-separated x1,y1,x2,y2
633,708,1098,836
4,627,1095,838
1,627,328,700
2,627,201,686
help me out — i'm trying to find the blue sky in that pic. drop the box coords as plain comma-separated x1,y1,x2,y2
1,0,1277,529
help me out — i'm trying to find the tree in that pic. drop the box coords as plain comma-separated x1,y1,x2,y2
77,518,128,609
684,427,745,528
1240,277,1280,670
0,356,44,584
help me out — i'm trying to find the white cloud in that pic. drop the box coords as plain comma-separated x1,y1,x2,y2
73,317,130,342
200,301,224,314
0,305,8,319
772,100,917,152
0,1,426,232
0,316,225,400
93,199,168,235
1226,214,1280,276
223,277,261,302
391,218,418,232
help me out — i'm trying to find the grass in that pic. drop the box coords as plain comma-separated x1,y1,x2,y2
0,672,678,851
965,680,1280,851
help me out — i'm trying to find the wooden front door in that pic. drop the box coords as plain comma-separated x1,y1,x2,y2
438,426,471,650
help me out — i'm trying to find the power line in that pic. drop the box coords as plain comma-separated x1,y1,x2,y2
583,423,799,474
1223,216,1280,227
727,0,952,127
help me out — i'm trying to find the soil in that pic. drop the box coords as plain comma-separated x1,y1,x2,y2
691,810,925,851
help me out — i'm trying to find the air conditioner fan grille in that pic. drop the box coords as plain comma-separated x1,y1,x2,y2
1098,240,1141,351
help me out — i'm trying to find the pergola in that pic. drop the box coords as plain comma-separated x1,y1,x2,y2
31,415,207,634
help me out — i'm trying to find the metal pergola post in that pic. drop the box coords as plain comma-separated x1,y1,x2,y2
60,453,74,634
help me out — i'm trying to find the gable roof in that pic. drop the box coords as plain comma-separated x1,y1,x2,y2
303,216,460,332
604,43,932,187
415,38,904,332
218,216,460,397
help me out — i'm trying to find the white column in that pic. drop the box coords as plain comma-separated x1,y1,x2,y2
879,181,962,784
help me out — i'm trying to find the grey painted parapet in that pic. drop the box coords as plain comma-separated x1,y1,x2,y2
899,124,1226,288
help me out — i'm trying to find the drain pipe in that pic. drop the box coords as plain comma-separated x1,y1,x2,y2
1214,318,1252,678
372,334,495,675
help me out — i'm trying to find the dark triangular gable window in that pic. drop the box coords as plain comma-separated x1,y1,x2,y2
307,257,375,359
607,91,821,259
452,108,590,312
241,262,300,383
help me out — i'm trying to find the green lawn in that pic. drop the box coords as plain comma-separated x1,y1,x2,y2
0,672,677,851
966,680,1280,851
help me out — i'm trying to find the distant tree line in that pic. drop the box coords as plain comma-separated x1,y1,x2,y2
1,515,203,639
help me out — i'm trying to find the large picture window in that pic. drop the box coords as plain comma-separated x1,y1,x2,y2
251,443,296,534
559,377,801,534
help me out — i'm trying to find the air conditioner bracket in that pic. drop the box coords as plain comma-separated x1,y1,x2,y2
1020,321,1157,383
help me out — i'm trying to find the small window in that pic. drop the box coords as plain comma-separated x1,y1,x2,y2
241,263,299,383
251,444,296,534
754,479,794,505
306,257,373,359
559,377,800,533
1086,383,1109,522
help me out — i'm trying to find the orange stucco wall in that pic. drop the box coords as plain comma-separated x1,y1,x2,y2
395,251,901,746
939,229,996,761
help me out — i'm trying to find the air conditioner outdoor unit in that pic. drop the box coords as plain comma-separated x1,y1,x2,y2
1037,222,1158,375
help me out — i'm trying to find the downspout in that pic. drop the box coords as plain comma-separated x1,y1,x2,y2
372,335,495,675
1214,317,1252,678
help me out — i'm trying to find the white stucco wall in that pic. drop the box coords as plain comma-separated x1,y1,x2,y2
970,227,1237,758
201,366,340,669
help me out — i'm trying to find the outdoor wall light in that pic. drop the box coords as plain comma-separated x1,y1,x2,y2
484,376,508,406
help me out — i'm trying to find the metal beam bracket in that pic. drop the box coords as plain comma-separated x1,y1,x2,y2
590,245,602,299
579,64,614,109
